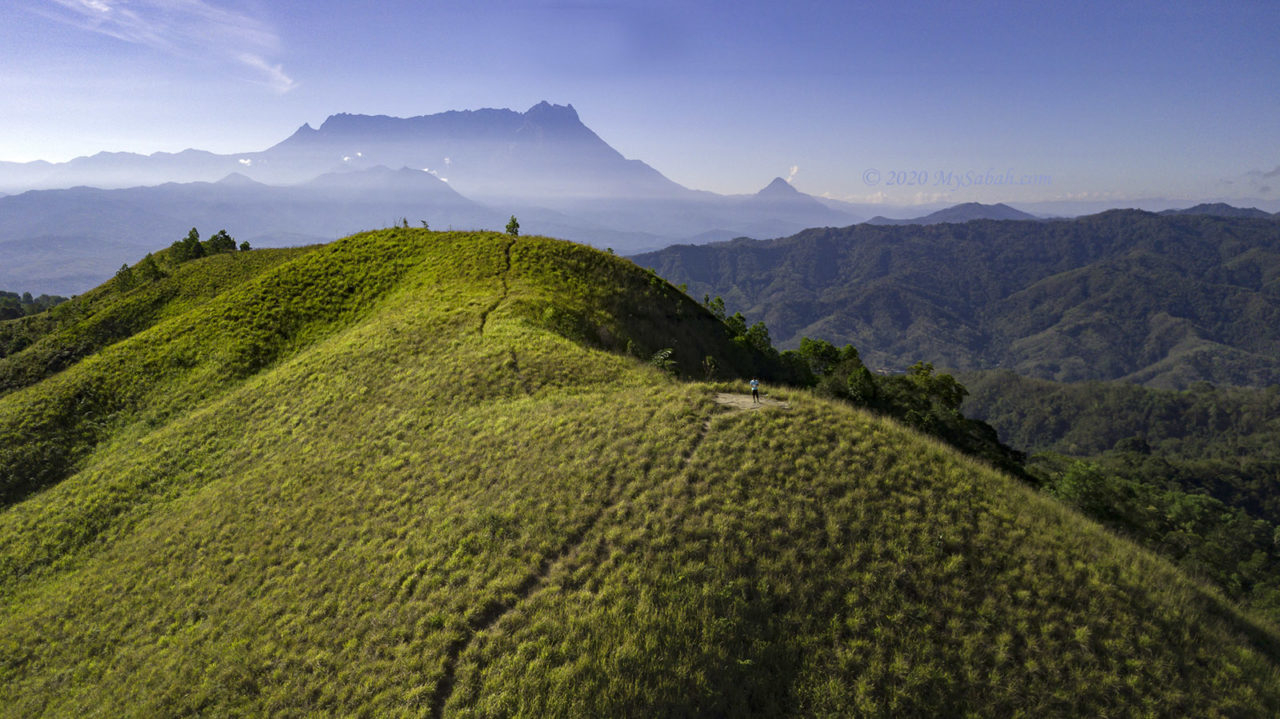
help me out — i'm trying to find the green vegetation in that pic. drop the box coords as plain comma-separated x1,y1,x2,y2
778,336,1025,476
0,246,308,399
963,370,1280,624
2,229,1280,715
0,290,67,321
635,211,1280,388
169,226,245,264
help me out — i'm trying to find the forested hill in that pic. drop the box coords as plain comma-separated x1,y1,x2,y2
634,210,1280,388
959,370,1280,623
5,229,1280,715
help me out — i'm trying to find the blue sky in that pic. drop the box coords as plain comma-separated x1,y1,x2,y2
3,0,1279,208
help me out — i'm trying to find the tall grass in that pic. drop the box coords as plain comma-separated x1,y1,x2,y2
1,229,1278,716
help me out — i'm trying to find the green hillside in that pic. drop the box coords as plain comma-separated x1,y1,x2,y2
0,247,307,396
961,370,1280,623
633,211,1280,388
3,229,1280,716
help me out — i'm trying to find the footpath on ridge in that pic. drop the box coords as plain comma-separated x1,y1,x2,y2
713,392,790,413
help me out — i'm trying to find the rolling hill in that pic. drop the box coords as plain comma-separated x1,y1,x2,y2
866,202,1039,225
634,210,1280,388
2,229,1280,715
1159,203,1276,220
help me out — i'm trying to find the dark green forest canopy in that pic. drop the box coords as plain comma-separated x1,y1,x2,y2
960,370,1280,462
961,369,1280,626
634,211,1280,388
0,290,66,321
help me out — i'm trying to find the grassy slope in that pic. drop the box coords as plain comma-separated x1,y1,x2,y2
2,229,1279,716
0,247,310,394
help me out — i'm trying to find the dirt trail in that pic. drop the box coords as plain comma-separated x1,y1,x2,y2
713,392,790,413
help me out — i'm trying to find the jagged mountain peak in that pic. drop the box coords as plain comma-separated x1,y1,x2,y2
524,100,579,122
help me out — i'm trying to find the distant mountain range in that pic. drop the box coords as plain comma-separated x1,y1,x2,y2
0,102,674,200
2,102,1278,295
635,211,1280,389
866,202,1041,225
0,102,880,294
1157,202,1277,220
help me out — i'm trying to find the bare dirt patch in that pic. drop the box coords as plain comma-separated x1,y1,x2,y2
713,392,791,413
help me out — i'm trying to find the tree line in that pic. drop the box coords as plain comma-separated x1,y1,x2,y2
700,293,1026,476
114,227,250,292
0,291,67,321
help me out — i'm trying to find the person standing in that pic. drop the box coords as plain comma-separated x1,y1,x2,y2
750,377,760,403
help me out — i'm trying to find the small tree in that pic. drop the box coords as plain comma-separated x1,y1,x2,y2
205,229,236,253
847,366,878,404
114,263,136,291
703,295,727,321
239,240,251,252
743,321,773,353
506,215,520,237
171,227,205,263
137,253,164,282
724,311,748,338
905,361,967,412
798,337,840,375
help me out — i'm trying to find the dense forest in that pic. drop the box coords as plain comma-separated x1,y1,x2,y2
635,211,1280,388
0,290,66,321
963,370,1280,623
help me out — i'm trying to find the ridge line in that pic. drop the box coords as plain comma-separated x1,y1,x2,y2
478,236,515,335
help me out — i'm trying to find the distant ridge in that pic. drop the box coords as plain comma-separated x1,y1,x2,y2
0,102,686,201
867,201,1039,225
635,210,1280,388
0,103,873,294
1158,202,1276,220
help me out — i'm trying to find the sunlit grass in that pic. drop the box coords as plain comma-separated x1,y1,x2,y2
1,229,1278,716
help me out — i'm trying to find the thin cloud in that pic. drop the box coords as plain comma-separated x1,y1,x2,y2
41,0,295,92
1240,165,1280,196
239,53,296,94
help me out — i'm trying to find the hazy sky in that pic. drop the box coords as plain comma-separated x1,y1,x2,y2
3,0,1279,207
